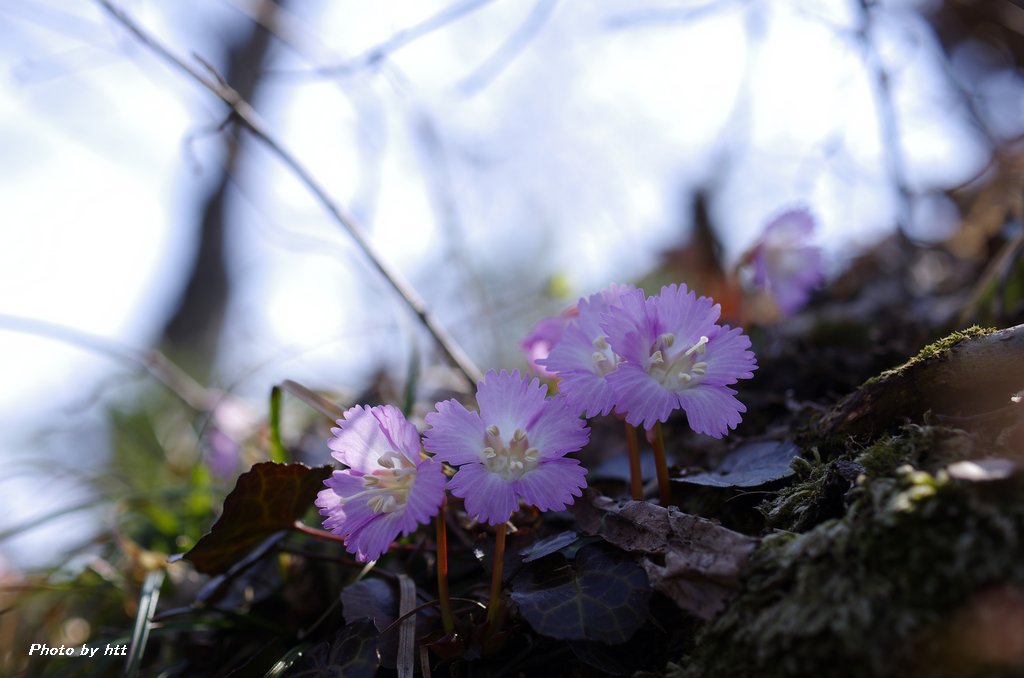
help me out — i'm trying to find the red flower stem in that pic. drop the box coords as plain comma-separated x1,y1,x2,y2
435,500,455,634
651,422,672,506
293,521,347,544
485,523,508,634
625,422,643,500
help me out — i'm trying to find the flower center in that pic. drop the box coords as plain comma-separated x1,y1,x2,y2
342,451,417,514
481,424,540,480
590,335,619,376
648,334,709,391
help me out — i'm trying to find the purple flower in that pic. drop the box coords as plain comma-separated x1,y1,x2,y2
746,208,823,315
424,370,589,525
538,283,635,417
522,307,578,379
315,404,446,562
602,285,757,437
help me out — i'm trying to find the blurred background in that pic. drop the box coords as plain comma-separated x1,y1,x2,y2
0,0,1021,576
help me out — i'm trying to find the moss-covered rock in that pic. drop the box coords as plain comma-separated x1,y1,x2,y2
674,445,1024,678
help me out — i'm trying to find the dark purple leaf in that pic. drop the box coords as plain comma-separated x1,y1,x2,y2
183,462,331,575
510,542,651,644
677,441,800,488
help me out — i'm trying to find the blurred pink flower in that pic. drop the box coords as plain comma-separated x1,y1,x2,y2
745,208,823,315
522,306,579,378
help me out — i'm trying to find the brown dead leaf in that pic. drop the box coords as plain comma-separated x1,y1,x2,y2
575,492,759,618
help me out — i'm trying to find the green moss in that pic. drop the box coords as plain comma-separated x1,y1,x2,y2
676,460,1024,678
762,427,974,533
855,426,975,477
861,325,996,388
759,449,832,532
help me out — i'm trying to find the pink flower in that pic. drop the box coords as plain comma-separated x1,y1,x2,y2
745,208,823,315
538,283,635,417
315,404,446,562
602,285,757,437
522,307,578,379
424,370,589,525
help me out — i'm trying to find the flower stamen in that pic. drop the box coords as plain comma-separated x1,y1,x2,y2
685,336,709,357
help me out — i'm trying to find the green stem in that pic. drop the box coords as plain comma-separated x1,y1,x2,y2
485,523,507,634
436,500,455,634
268,386,287,463
625,422,643,500
651,422,672,506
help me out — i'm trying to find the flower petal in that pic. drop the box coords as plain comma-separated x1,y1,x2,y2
448,463,519,525
525,395,589,460
398,459,447,534
551,367,619,418
328,405,396,472
652,283,720,347
675,385,746,439
476,369,548,437
317,471,376,536
423,399,486,465
346,511,405,562
702,325,758,387
514,458,587,512
606,363,676,430
600,288,652,365
371,404,423,465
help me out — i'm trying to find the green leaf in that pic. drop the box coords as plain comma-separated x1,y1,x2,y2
509,542,651,644
183,462,332,574
124,569,165,678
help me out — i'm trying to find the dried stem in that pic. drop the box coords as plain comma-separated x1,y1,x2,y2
95,0,483,387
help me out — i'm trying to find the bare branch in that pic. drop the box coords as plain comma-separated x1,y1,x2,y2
301,0,498,78
457,0,558,95
0,313,211,411
95,0,483,386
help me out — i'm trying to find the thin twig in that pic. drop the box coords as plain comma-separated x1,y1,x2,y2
0,313,210,411
279,379,347,420
95,0,483,387
457,0,559,95
300,0,498,78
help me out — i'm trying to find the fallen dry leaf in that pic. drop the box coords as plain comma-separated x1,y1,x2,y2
576,492,759,618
